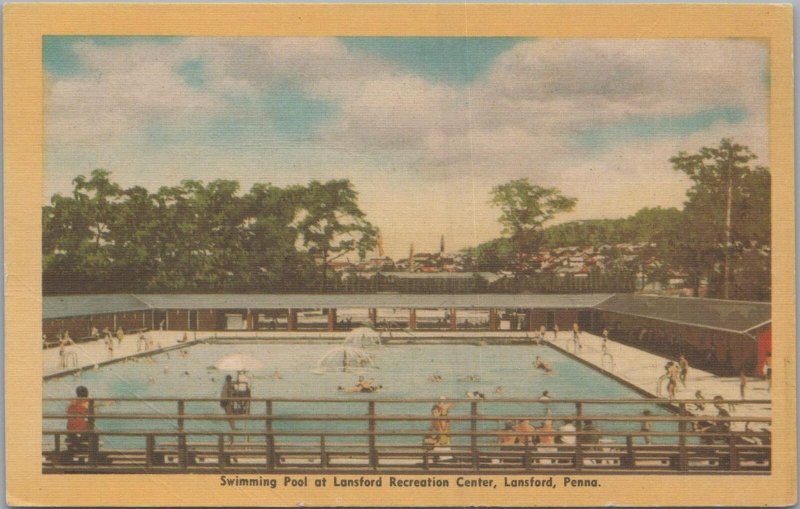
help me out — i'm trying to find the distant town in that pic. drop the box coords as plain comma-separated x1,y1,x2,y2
325,236,770,298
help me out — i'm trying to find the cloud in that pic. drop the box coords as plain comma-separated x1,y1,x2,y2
44,37,769,257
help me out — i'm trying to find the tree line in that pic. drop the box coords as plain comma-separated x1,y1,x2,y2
43,172,376,294
43,139,770,300
467,139,770,301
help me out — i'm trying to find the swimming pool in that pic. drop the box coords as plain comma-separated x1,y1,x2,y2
43,341,676,449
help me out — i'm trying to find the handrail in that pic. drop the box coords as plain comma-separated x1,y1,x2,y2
42,429,770,438
42,397,772,404
42,413,772,423
42,396,771,474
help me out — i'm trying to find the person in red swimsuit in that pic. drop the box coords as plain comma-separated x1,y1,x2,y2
66,386,91,451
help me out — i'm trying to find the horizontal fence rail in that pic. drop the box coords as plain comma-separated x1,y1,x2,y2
42,397,771,474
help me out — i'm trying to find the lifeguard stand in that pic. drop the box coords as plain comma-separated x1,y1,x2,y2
231,372,251,415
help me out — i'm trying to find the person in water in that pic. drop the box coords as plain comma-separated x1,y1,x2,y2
338,376,381,393
533,356,553,373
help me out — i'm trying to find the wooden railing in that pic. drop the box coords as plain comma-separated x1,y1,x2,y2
42,397,771,474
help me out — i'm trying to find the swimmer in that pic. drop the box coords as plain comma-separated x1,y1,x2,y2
428,374,443,383
163,366,169,373
271,370,282,380
457,375,481,382
494,386,504,395
147,376,155,383
183,371,190,376
533,356,553,374
338,376,381,393
92,364,99,371
465,390,486,400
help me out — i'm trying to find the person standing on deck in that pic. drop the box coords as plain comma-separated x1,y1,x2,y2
536,419,555,445
558,420,577,446
601,328,609,353
104,335,114,360
678,355,690,386
116,327,124,345
429,398,454,446
66,386,92,452
666,362,679,399
553,324,559,341
58,332,75,368
513,419,536,446
497,421,517,447
572,322,582,351
220,375,238,442
739,371,748,400
762,353,772,392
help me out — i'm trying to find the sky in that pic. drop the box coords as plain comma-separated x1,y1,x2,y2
43,37,769,259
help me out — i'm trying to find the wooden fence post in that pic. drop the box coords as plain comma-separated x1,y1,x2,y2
177,400,187,469
266,400,275,471
574,402,583,470
368,402,377,469
678,403,688,471
471,401,479,470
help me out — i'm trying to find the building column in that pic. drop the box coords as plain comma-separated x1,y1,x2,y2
489,308,498,331
369,308,377,325
245,308,253,330
287,309,297,332
527,310,534,331
409,309,417,330
327,308,337,332
449,308,457,331
113,313,117,331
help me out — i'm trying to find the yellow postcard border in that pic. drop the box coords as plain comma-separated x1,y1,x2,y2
3,3,796,506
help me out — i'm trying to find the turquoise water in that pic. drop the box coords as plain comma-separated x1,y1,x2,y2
44,342,676,449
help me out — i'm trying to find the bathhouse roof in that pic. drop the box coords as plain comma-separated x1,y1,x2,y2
594,293,771,334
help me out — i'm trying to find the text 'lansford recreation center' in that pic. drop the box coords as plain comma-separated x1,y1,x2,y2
42,292,772,474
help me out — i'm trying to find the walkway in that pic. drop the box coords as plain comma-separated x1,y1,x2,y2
545,331,771,426
43,330,197,378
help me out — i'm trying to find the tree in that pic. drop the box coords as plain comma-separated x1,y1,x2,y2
490,178,577,264
670,139,770,299
294,180,378,292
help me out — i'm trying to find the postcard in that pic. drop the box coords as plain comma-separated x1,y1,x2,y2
4,3,796,507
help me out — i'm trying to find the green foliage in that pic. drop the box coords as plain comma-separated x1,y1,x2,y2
43,172,373,294
462,238,515,273
542,207,684,248
490,178,577,252
469,139,770,301
294,179,379,292
670,138,770,299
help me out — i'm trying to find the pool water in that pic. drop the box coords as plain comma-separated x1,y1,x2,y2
44,342,676,449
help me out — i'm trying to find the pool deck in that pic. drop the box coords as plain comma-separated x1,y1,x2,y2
43,331,201,379
544,331,771,425
44,329,771,425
